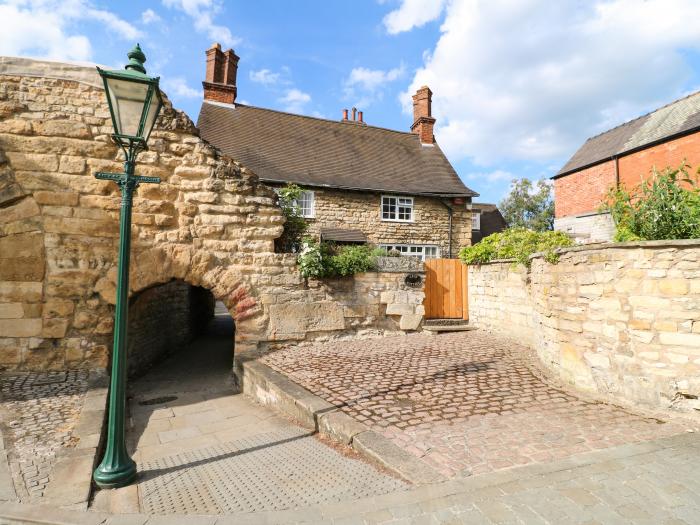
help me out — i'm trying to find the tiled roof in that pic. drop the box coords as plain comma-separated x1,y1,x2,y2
197,101,477,197
320,228,367,243
556,90,700,177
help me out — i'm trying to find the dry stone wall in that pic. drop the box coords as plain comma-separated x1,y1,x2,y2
468,240,700,411
0,57,426,372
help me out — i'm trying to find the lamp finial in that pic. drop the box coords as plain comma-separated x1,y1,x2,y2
125,44,147,74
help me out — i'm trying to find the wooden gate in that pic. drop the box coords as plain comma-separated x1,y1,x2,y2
423,259,468,320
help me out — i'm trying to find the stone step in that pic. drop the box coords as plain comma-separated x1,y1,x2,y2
422,323,476,333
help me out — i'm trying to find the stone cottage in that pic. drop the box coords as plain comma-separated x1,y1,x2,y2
554,89,700,242
197,44,478,260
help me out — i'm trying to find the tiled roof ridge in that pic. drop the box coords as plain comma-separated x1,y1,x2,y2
205,100,419,138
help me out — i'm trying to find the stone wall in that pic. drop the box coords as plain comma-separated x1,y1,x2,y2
263,259,425,345
0,57,428,372
127,280,214,377
270,185,473,258
468,240,700,411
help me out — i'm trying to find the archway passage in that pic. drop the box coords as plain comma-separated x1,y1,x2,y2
126,280,235,392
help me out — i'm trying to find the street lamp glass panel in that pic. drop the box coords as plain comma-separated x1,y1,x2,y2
141,89,162,142
105,77,150,138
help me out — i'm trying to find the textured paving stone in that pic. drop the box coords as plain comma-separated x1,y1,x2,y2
262,331,697,478
0,369,88,501
95,310,408,515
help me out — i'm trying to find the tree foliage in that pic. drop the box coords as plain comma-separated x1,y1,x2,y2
499,178,554,232
602,164,700,242
458,227,573,267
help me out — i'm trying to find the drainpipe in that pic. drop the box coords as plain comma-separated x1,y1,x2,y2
614,156,620,187
440,200,453,258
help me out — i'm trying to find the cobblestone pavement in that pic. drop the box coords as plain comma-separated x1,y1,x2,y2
262,331,697,478
93,309,408,514
0,370,88,501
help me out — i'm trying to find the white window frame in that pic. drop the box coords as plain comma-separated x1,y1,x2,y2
274,188,315,218
472,212,481,230
379,244,440,261
380,195,414,223
295,190,315,219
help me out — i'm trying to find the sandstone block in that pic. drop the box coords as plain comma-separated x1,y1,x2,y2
58,155,86,174
0,346,21,366
0,282,42,302
0,303,24,319
659,332,700,347
0,318,42,337
658,279,689,296
399,314,422,330
33,191,79,206
34,120,91,139
268,302,344,336
42,318,68,338
0,196,40,224
385,303,414,316
5,152,58,172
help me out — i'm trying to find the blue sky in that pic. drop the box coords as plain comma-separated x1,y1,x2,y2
3,1,700,204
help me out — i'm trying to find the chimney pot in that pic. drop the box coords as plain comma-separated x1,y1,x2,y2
358,111,363,123
351,107,357,121
342,108,348,121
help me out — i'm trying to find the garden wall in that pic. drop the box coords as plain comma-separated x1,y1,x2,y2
468,240,700,411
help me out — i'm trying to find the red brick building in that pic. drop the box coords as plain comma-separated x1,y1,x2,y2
553,92,700,241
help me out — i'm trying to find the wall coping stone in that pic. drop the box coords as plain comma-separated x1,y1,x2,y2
467,239,700,267
375,256,425,273
0,56,103,88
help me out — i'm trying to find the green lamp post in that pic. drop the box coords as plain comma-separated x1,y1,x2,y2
92,44,164,489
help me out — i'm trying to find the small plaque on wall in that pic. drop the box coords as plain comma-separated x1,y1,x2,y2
404,273,423,288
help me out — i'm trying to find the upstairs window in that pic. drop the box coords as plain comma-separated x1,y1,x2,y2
381,195,413,222
472,212,481,230
295,190,315,218
275,188,315,218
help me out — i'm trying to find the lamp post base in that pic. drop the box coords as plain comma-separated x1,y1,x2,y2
93,458,137,489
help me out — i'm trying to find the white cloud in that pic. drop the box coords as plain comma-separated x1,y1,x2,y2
142,9,161,24
162,77,202,99
250,68,281,86
279,89,311,113
0,1,142,61
383,0,447,34
396,0,700,167
162,0,238,48
344,65,404,108
465,169,514,184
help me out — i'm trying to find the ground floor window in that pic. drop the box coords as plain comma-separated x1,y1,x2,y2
379,244,440,261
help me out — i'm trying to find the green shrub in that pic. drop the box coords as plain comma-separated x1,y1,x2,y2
459,228,573,266
297,241,378,278
602,164,700,241
275,183,309,253
326,245,377,276
297,238,324,278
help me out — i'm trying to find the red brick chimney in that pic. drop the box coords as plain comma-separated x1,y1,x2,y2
411,86,436,144
203,43,239,104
